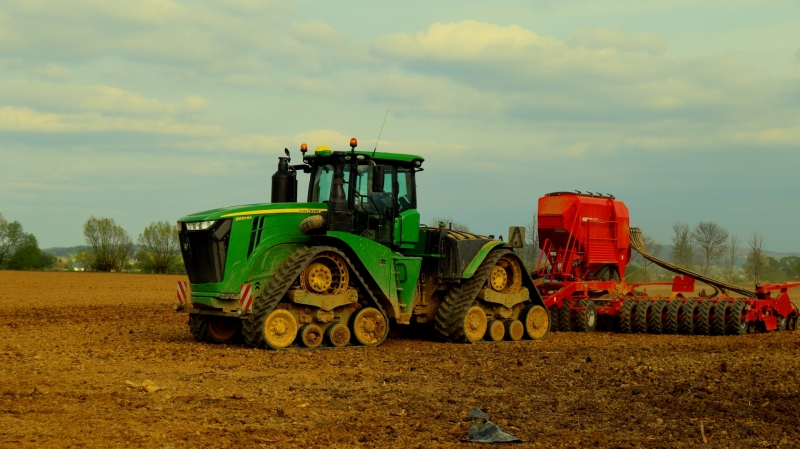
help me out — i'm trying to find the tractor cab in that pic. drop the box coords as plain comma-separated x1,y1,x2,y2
277,139,424,249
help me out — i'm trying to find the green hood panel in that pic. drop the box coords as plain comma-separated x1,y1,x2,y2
179,202,327,222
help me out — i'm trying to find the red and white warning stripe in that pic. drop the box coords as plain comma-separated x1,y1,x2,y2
239,284,253,312
176,281,188,305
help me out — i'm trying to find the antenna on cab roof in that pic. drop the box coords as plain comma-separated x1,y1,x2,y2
372,108,389,157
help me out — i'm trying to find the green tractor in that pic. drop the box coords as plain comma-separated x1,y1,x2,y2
174,138,549,349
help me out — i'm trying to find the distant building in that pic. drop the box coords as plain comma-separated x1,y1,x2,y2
72,262,86,272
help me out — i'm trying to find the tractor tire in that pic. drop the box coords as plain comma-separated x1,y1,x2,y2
188,314,209,342
548,305,559,332
619,299,636,334
662,300,681,334
434,250,507,342
558,299,573,332
727,300,747,336
712,301,729,336
634,300,650,334
648,300,666,334
694,301,712,335
680,300,698,335
574,299,597,333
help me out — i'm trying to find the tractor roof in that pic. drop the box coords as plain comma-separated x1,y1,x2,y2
305,150,423,165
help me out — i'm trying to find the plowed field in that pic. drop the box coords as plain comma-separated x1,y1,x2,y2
1,271,799,448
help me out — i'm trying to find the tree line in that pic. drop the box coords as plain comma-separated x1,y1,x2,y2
0,212,183,274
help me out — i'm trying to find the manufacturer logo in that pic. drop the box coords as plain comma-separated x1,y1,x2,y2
235,216,253,221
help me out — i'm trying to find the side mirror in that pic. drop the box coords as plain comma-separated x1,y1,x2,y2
372,165,385,193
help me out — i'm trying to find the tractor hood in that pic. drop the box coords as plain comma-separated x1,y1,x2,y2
179,202,328,223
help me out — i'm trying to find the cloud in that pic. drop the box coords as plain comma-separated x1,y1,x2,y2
0,80,209,114
0,106,221,135
567,27,666,54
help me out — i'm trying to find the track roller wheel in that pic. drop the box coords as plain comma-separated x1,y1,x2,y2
679,300,698,335
188,314,209,342
520,304,549,340
634,300,650,333
325,323,350,347
207,317,242,343
548,305,559,332
727,300,747,336
712,301,730,335
505,320,524,341
351,307,388,346
574,299,597,332
648,300,666,334
558,299,573,332
486,320,505,342
263,309,299,349
299,323,324,348
662,301,680,334
619,299,636,334
488,254,523,294
694,301,713,335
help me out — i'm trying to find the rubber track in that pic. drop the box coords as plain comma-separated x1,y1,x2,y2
243,246,387,349
694,301,712,335
663,300,681,334
434,249,507,342
619,299,635,334
188,314,209,342
712,301,729,335
558,299,573,332
680,300,697,335
649,300,666,334
634,300,650,333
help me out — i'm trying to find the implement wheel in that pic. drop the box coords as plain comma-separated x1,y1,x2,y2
351,307,388,346
207,317,241,343
694,301,712,335
712,301,730,335
634,300,650,334
777,315,787,331
548,305,559,332
727,300,747,336
648,300,666,334
300,252,349,295
263,309,299,349
486,320,505,342
680,300,698,335
521,304,549,340
663,300,681,334
558,299,573,332
575,299,597,333
619,299,636,334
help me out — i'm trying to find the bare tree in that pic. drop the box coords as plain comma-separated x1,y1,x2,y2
428,216,470,232
743,232,768,283
136,221,180,274
670,222,694,270
641,234,662,282
723,235,740,283
514,213,539,272
691,221,729,276
83,216,134,272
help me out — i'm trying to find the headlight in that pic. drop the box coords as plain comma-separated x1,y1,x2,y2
186,220,216,231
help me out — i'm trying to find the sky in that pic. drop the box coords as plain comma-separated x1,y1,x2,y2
1,0,799,252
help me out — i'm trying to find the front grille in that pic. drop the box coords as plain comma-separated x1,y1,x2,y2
179,219,232,284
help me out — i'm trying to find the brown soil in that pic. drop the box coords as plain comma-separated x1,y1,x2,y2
1,271,799,448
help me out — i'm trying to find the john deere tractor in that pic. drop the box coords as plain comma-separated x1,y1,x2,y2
174,138,549,349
